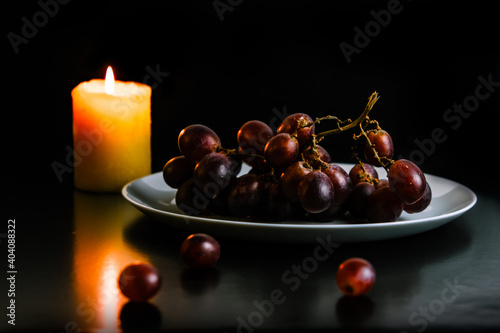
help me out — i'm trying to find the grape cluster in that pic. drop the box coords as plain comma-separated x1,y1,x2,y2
162,92,431,223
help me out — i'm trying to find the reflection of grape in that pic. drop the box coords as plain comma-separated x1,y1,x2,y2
119,301,161,331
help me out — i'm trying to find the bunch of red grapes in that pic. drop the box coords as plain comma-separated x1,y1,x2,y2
163,92,431,223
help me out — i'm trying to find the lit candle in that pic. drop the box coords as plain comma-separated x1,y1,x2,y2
71,67,151,192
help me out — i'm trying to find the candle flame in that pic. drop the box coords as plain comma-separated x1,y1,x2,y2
104,66,115,95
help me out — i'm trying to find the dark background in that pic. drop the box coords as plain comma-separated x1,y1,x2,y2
4,0,499,192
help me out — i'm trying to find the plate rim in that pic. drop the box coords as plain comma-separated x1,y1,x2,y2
122,163,477,231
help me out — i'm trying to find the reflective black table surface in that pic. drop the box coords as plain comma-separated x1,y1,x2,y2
2,180,500,333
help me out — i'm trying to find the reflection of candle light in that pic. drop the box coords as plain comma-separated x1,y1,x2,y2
99,254,120,329
73,191,146,331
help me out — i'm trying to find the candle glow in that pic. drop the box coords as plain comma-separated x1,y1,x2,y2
71,67,152,192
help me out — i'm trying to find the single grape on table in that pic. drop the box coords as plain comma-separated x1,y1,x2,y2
180,233,221,268
336,258,376,296
163,92,432,224
118,262,162,302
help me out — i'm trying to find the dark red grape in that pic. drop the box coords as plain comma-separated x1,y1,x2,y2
193,152,240,197
308,203,340,222
266,182,296,221
375,179,389,189
162,156,196,189
348,182,376,220
176,179,210,216
297,171,335,213
178,124,221,162
302,145,331,168
227,173,267,217
237,120,274,158
277,113,315,148
310,164,353,221
366,186,404,222
118,262,162,302
364,130,394,167
404,182,432,213
322,164,353,206
349,163,379,186
244,151,272,174
264,133,299,169
279,161,312,202
207,185,231,216
180,233,220,268
388,159,427,205
237,145,268,171
336,258,375,296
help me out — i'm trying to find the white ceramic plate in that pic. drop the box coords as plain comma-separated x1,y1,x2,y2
122,164,476,243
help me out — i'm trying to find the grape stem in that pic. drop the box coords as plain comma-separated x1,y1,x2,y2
315,91,380,139
350,148,380,185
219,147,266,161
296,91,380,170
